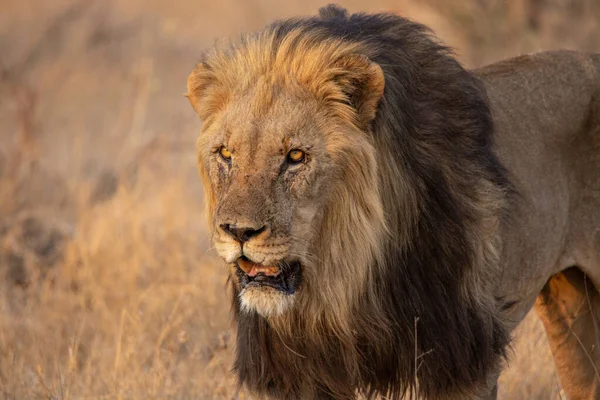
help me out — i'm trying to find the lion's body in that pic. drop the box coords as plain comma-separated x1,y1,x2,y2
477,53,600,399
187,6,600,400
477,52,600,327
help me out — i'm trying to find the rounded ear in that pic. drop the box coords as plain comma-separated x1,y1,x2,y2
331,54,385,128
186,62,227,120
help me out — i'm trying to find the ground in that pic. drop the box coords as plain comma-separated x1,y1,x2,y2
1,0,599,398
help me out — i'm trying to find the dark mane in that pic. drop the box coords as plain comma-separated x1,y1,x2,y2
231,5,512,399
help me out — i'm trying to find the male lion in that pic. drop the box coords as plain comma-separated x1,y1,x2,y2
186,5,600,400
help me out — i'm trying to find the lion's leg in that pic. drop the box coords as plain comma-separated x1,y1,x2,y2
535,267,600,400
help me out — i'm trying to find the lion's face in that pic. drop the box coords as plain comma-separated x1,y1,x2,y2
188,33,386,318
197,90,337,316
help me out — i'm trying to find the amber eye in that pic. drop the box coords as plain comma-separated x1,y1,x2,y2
219,146,232,161
287,149,305,164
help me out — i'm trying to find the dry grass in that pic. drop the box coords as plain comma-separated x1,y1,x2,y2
0,0,599,398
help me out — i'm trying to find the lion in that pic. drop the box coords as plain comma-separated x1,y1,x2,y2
186,5,600,400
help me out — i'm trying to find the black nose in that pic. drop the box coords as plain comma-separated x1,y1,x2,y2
220,224,266,242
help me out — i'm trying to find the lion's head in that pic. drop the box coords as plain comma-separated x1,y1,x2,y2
187,29,387,320
187,5,511,399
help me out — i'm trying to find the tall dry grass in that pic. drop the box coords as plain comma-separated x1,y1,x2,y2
1,0,599,398
0,165,244,398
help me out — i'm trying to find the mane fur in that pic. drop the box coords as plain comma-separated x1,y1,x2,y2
192,5,512,399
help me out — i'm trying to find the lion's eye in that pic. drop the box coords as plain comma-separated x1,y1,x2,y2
287,149,305,164
219,146,232,161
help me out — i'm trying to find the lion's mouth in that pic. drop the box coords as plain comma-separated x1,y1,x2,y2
235,256,301,295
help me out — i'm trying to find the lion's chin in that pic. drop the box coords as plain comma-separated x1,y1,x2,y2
239,286,296,317
234,257,302,317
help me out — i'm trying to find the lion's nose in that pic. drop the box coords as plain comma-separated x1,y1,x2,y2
220,224,267,242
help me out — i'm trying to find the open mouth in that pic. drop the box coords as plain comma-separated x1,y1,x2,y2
235,256,301,295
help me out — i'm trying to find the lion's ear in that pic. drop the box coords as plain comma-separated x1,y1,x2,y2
186,62,226,120
331,54,385,128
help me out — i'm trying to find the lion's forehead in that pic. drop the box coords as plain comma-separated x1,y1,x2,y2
218,95,324,156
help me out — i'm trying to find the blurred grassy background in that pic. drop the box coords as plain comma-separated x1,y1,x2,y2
1,0,599,398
